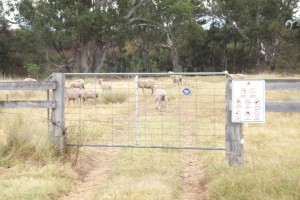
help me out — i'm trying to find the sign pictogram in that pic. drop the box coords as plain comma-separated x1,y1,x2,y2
232,80,265,123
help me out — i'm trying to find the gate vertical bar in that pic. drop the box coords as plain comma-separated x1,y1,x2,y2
135,75,139,146
225,79,244,166
51,73,65,153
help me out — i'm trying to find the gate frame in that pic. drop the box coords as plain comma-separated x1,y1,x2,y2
65,72,228,151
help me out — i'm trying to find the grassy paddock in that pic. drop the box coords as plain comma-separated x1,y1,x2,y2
1,74,300,199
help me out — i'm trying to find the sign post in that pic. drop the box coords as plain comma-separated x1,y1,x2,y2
226,79,265,166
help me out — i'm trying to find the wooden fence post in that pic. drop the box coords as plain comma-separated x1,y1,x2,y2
51,73,65,153
225,79,244,166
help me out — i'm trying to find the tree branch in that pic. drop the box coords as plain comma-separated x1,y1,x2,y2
45,50,73,70
125,0,151,20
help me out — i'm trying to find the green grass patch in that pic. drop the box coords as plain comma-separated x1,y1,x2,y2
101,92,128,104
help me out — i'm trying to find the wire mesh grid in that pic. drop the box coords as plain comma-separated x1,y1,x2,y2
65,73,227,150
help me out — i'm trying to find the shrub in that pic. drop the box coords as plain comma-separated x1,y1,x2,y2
0,114,57,165
101,92,127,104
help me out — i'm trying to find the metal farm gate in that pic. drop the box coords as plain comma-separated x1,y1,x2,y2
64,72,227,150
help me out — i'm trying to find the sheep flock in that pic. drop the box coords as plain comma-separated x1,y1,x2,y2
64,71,242,111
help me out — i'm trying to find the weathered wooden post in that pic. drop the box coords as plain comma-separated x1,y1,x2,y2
225,79,244,166
51,73,65,153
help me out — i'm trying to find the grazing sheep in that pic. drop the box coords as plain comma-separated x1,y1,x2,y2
153,85,169,112
81,89,99,103
65,87,82,104
224,71,245,80
24,78,37,81
231,74,245,79
98,79,112,92
23,78,41,94
168,71,182,87
138,79,156,94
69,79,85,89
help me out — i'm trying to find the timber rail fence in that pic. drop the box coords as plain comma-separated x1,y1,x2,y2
0,73,65,153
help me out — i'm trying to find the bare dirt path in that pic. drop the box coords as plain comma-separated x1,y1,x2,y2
179,150,208,200
58,147,119,200
177,99,208,200
58,148,207,200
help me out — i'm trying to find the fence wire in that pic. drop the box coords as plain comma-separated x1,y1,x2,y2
65,73,227,150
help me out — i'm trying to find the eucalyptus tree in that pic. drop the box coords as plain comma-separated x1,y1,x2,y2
0,1,12,74
126,0,207,71
15,0,159,72
14,0,209,72
213,0,297,71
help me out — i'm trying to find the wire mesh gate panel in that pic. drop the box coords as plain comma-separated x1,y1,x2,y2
65,72,227,150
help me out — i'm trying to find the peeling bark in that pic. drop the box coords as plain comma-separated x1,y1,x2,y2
91,40,110,72
73,41,90,72
158,34,182,71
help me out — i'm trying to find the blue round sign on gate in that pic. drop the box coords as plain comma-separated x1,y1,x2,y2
183,88,191,96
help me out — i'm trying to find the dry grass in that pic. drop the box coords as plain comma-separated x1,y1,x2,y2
92,148,181,200
0,92,77,200
0,73,300,199
202,74,300,200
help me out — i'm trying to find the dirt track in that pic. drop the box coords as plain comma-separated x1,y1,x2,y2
58,147,207,200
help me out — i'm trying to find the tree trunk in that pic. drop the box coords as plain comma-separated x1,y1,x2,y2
91,41,110,73
158,33,182,71
264,35,282,72
73,48,81,73
73,41,90,72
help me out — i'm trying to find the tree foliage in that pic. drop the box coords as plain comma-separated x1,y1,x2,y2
1,0,300,75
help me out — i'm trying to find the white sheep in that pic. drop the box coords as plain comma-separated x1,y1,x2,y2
153,85,169,112
81,89,99,103
23,77,41,94
138,79,156,94
65,87,82,104
224,71,245,80
231,74,245,79
69,79,85,89
168,71,182,87
23,78,37,81
98,79,112,92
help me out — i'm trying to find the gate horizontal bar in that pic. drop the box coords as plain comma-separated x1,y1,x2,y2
67,143,225,150
65,72,229,76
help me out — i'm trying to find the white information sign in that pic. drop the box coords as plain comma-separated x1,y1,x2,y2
232,80,265,123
